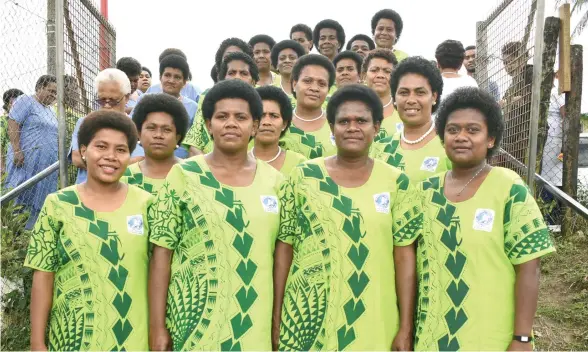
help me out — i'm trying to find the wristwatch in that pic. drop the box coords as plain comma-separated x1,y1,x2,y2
513,335,533,343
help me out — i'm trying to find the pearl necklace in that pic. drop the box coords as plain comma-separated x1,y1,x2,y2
280,78,290,95
251,146,282,163
401,123,435,145
383,96,393,108
450,164,488,196
294,109,324,122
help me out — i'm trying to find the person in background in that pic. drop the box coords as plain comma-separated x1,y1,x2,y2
184,52,259,156
122,94,189,195
148,80,283,351
252,85,306,175
26,110,151,352
415,87,555,350
63,75,83,185
290,23,314,54
138,66,152,93
146,48,202,102
273,84,419,351
280,54,336,159
313,19,346,62
464,45,500,101
210,64,219,85
249,34,277,86
371,56,451,182
1,88,24,175
70,68,145,184
116,57,142,114
6,75,58,229
371,9,408,61
270,39,306,105
435,40,478,101
346,33,376,59
214,37,254,72
362,49,402,140
333,50,362,88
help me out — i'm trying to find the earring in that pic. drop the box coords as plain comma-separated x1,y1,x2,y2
488,144,494,148
393,102,397,106
137,140,142,146
82,156,86,162
433,102,436,106
176,144,180,149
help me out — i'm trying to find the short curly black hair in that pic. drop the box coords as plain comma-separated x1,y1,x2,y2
390,56,444,113
131,93,189,144
313,19,346,51
465,45,476,51
291,54,336,98
249,34,276,50
3,88,24,112
210,64,219,83
256,85,293,138
435,40,465,70
116,57,142,77
141,67,152,76
435,87,504,157
158,48,187,62
371,9,404,40
326,84,384,125
290,23,314,50
346,34,376,51
333,51,363,74
35,74,57,91
201,79,263,121
218,52,260,84
78,110,138,153
270,40,306,69
361,48,398,73
159,54,190,81
214,37,253,70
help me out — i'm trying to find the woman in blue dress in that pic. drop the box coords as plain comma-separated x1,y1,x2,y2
5,75,58,229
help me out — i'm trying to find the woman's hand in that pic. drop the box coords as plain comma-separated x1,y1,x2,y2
391,327,413,351
13,150,24,167
149,326,172,351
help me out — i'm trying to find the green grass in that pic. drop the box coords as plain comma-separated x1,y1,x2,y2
535,231,588,350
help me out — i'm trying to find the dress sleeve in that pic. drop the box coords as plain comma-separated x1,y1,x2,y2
8,95,32,125
503,178,556,265
182,110,209,151
148,164,186,250
24,196,61,272
391,172,422,246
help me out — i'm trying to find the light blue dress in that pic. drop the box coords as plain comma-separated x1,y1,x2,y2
69,114,145,184
146,82,201,102
5,94,58,229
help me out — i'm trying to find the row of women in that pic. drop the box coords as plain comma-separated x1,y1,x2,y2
24,49,555,351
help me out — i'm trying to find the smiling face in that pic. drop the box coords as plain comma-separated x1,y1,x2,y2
81,128,130,184
293,65,330,109
350,40,371,58
318,28,339,59
365,57,393,96
374,18,397,49
206,98,259,154
278,48,299,76
139,111,180,160
394,73,437,126
161,67,186,97
444,108,495,168
253,42,272,72
331,100,379,157
256,100,286,146
335,58,360,87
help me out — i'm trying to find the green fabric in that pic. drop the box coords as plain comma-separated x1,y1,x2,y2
278,158,422,350
280,121,336,160
120,162,166,195
182,95,210,153
393,49,409,62
370,133,452,182
148,156,284,350
24,185,153,351
415,167,555,351
280,150,307,176
271,75,297,109
376,110,403,142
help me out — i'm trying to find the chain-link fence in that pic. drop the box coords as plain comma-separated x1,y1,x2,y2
0,1,115,348
476,0,587,234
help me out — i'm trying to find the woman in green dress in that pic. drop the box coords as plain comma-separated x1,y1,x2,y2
148,79,284,351
184,52,259,156
25,110,152,351
371,9,408,61
252,85,307,176
273,84,420,351
121,93,189,195
363,48,401,140
270,39,306,107
416,87,555,351
333,50,362,88
280,54,337,159
371,56,451,182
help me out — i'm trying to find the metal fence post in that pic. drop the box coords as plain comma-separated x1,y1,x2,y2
525,0,546,193
55,0,67,188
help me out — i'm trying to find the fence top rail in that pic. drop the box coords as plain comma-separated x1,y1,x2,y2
478,0,519,30
78,0,116,36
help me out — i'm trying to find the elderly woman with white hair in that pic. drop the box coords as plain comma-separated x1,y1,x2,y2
69,68,144,184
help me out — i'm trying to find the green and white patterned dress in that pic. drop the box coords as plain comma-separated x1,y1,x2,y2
278,158,422,350
280,121,336,160
120,162,165,195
